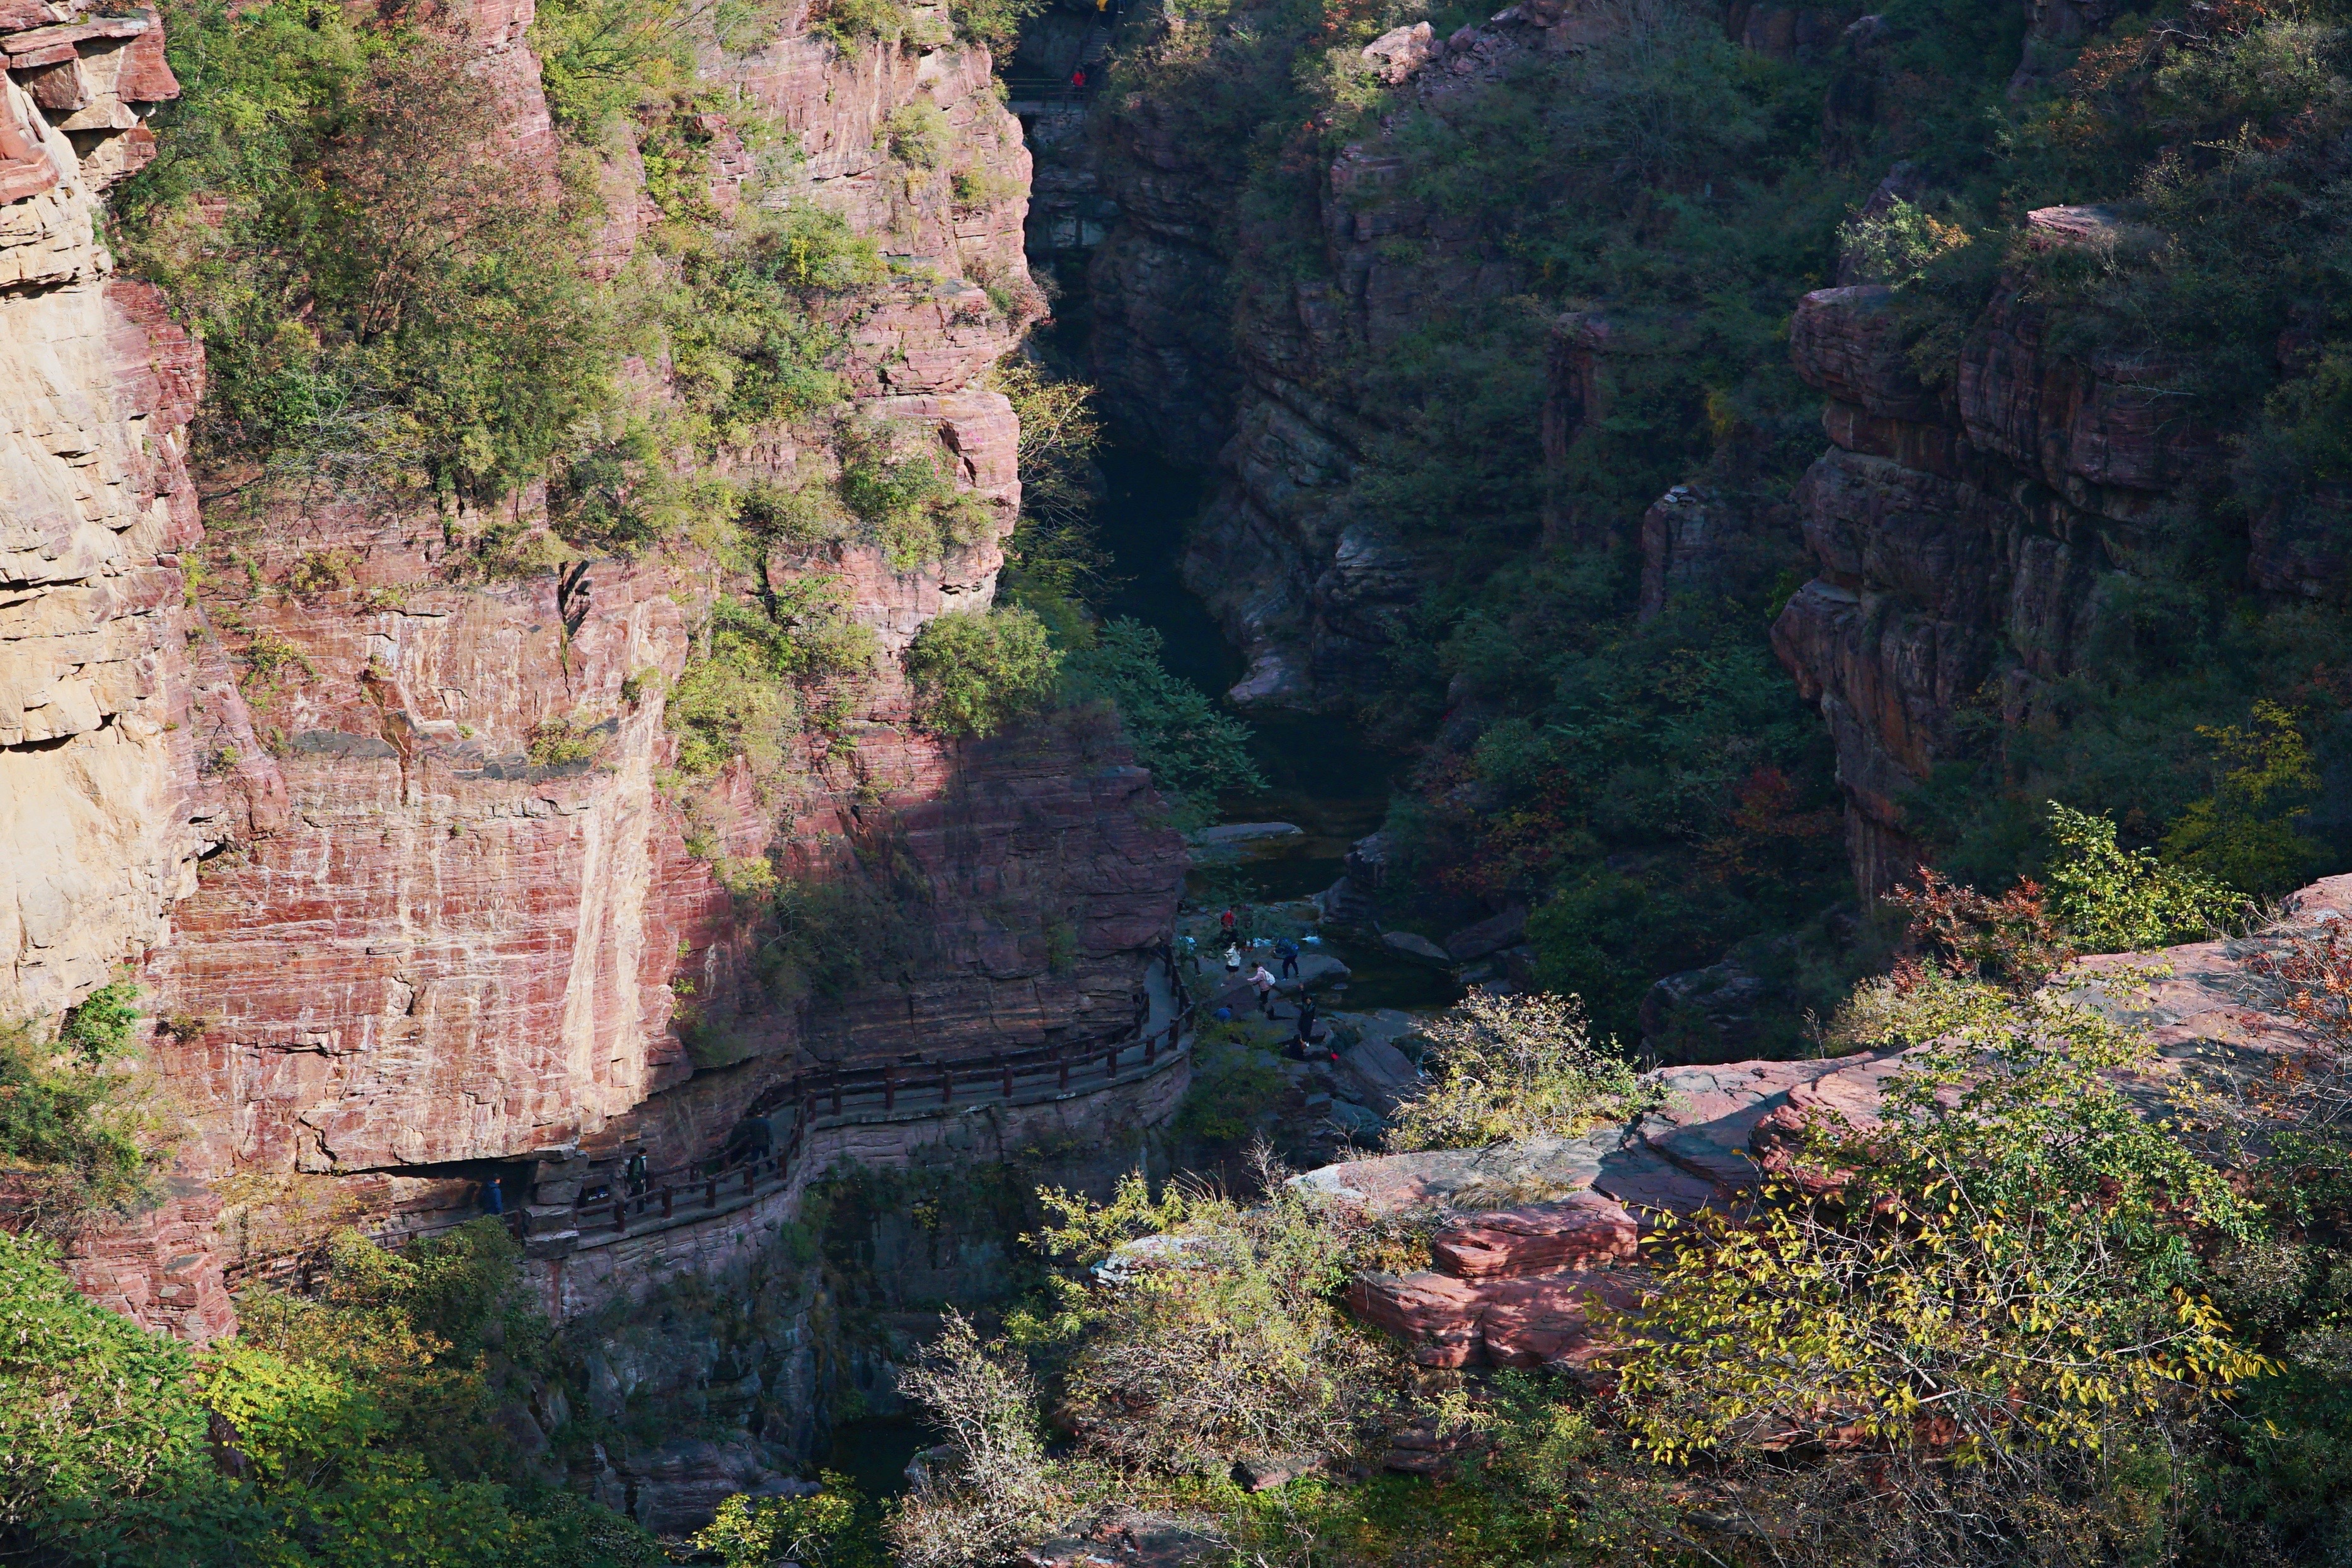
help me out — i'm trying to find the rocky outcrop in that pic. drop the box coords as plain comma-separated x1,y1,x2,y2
1427,1190,1637,1279
143,0,1180,1261
2,0,1190,1348
1770,205,2206,895
1329,873,2352,1380
1,3,202,1020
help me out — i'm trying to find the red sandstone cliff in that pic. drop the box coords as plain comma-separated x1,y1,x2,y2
3,0,1184,1339
1768,205,2206,894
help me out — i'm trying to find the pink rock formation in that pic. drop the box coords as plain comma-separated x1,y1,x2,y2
1347,1257,1642,1371
1428,1191,1637,1279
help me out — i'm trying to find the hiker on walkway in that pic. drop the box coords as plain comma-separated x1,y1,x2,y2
1225,943,1243,976
625,1149,649,1197
479,1175,505,1216
1273,936,1300,979
1219,906,1238,940
1248,962,1279,1017
1293,994,1320,1047
1069,65,1086,88
726,1114,775,1163
1177,933,1202,973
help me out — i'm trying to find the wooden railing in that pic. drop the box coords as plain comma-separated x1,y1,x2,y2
227,949,1196,1283
567,947,1194,1241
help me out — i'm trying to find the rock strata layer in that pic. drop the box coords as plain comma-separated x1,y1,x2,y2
1770,204,2214,894
5,0,1187,1342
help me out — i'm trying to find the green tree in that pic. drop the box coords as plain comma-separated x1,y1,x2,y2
693,1477,865,1568
1064,619,1263,826
2163,701,2324,897
904,608,1060,738
2043,802,2251,951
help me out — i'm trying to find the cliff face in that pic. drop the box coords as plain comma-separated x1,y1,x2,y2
1086,0,1694,709
0,4,205,1020
6,0,1185,1339
1769,206,2204,894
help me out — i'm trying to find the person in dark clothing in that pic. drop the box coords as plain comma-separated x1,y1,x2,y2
1293,995,1319,1047
1274,937,1300,979
625,1150,650,1197
727,1115,775,1162
480,1175,504,1216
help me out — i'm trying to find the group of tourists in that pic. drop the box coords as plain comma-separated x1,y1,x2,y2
1187,904,1328,1056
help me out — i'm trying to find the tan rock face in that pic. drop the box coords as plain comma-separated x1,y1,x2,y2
0,5,197,1022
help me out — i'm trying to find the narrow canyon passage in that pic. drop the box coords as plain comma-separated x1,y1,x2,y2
10,0,2352,1560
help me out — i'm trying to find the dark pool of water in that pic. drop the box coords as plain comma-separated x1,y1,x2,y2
824,1415,931,1500
1091,445,1460,1014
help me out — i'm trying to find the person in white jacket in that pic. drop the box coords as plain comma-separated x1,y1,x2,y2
1248,963,1278,1018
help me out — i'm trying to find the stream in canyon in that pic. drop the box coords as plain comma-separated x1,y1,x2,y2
1088,446,1460,1014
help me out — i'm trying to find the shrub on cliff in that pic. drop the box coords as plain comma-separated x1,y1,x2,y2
888,1312,1066,1568
836,424,998,570
1063,620,1264,827
664,204,887,450
668,582,875,783
943,0,1044,50
0,987,178,1235
124,0,609,507
0,1230,210,1530
906,607,1061,739
1043,1168,1410,1477
694,1476,870,1567
2043,802,2252,951
1385,993,1648,1153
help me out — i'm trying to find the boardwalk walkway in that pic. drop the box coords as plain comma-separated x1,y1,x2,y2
228,950,1197,1286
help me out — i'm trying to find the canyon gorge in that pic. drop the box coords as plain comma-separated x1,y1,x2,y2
7,0,2352,1561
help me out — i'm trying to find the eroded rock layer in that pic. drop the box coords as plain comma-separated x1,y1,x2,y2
4,0,1187,1339
1770,206,2204,894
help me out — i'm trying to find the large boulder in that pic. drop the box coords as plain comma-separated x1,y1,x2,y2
1335,1033,1421,1112
1381,930,1454,966
1361,20,1436,83
1443,905,1526,962
1346,1267,1637,1370
1637,954,1775,1064
1428,1193,1637,1279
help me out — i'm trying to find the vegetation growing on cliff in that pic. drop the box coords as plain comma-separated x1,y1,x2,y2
1063,620,1265,826
121,0,609,506
906,606,1063,737
0,984,178,1235
11,1222,659,1567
